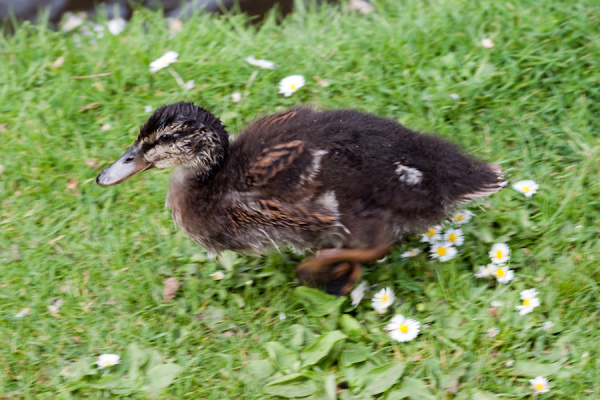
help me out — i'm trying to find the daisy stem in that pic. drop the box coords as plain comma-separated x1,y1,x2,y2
167,67,185,87
243,69,259,98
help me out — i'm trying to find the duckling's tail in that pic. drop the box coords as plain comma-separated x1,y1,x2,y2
459,162,506,202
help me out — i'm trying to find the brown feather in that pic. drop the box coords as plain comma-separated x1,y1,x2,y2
227,199,336,233
245,140,305,186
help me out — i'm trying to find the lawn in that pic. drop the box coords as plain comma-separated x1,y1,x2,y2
1,0,599,398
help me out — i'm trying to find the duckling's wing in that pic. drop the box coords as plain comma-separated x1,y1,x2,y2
245,140,306,187
228,199,337,232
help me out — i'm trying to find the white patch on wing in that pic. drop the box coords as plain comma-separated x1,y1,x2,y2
317,191,339,214
299,149,328,185
317,191,350,237
394,163,423,186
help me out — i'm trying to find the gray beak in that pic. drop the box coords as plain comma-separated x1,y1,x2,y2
96,143,154,186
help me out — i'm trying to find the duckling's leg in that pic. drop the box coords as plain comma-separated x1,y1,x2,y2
326,261,362,296
296,243,390,296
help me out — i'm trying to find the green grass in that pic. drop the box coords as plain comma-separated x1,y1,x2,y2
1,0,599,398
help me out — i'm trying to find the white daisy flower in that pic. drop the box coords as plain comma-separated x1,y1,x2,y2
542,321,554,331
475,264,495,278
420,225,443,243
149,51,178,73
486,327,500,338
401,248,422,258
93,24,105,38
372,287,395,313
481,38,495,48
491,265,514,284
444,228,464,246
245,56,275,69
429,242,458,262
489,243,510,264
96,354,120,369
516,288,540,315
451,210,474,225
15,308,31,318
62,13,84,32
529,376,550,393
144,105,153,113
231,92,242,103
449,93,460,100
490,300,504,307
107,18,126,35
279,312,286,321
350,281,368,307
48,298,63,316
210,271,225,280
513,180,539,198
278,75,305,97
386,314,420,342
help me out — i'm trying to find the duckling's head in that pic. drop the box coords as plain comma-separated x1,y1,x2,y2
97,102,228,186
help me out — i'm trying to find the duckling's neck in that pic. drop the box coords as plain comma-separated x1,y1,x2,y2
166,158,231,250
194,129,229,183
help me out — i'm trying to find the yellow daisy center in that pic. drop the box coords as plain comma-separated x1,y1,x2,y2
437,247,446,256
523,186,530,192
496,250,503,259
523,298,530,306
428,228,435,236
449,233,456,242
457,215,464,221
534,383,544,391
497,269,505,277
399,324,409,333
290,84,296,90
380,295,388,303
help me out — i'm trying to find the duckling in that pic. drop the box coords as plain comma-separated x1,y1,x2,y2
97,102,504,295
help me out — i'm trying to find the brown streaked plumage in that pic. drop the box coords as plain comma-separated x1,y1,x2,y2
97,102,505,295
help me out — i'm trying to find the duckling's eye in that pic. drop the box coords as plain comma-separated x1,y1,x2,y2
159,134,172,143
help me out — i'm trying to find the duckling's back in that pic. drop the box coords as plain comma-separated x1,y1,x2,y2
226,107,502,247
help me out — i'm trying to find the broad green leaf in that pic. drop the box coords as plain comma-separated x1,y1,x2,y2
363,362,406,395
339,343,370,367
142,363,184,396
518,209,533,228
145,348,164,371
512,361,561,377
241,359,275,381
471,390,500,400
324,373,337,400
341,392,375,400
200,306,226,325
121,342,150,381
341,360,376,389
89,375,127,390
386,377,435,400
301,330,347,367
443,328,467,339
440,365,467,391
290,324,310,350
218,250,239,270
339,314,364,342
264,373,317,398
294,286,346,316
265,341,300,372
60,359,95,381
